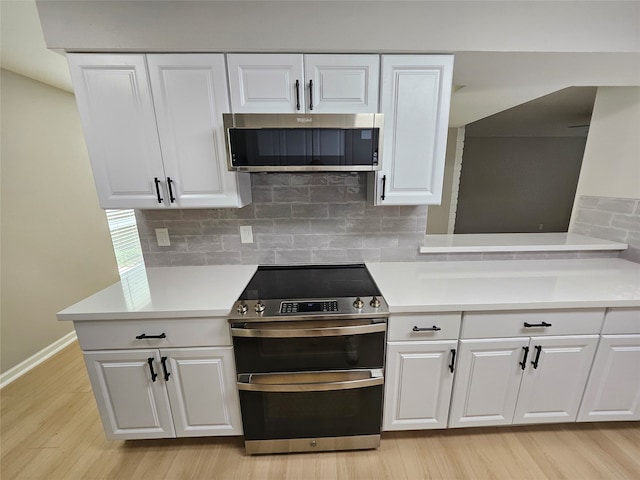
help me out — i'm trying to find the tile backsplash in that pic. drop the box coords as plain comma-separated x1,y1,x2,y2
137,173,429,266
136,176,634,267
571,195,640,263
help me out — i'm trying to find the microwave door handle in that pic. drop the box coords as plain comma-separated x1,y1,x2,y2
230,322,386,338
237,369,384,392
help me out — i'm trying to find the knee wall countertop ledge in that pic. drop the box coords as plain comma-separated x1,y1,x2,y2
419,233,627,254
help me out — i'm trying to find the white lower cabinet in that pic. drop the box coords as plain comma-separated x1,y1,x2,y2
76,318,242,440
577,307,640,422
383,341,456,430
383,313,461,431
448,338,529,428
448,310,604,428
84,346,241,440
513,335,598,424
84,349,175,440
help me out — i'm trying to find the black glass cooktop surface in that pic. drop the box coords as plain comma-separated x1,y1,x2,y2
238,264,381,300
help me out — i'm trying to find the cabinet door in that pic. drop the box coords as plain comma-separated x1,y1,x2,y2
448,338,529,428
383,340,456,430
83,350,175,440
370,55,454,205
577,335,640,422
513,335,598,425
304,55,379,113
67,54,167,209
147,54,251,208
227,54,304,113
162,347,243,437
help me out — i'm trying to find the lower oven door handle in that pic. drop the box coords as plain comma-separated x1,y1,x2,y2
231,322,386,338
237,369,383,392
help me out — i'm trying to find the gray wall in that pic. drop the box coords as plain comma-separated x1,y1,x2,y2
137,173,428,266
455,136,586,233
1,69,119,374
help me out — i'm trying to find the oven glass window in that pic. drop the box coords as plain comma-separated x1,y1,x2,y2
239,385,383,441
233,331,385,373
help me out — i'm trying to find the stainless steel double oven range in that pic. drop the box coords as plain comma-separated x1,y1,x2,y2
228,264,388,455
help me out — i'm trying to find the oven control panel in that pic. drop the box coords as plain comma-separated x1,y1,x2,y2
280,300,339,314
228,296,389,321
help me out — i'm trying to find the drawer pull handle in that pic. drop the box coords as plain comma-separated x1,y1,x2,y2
519,346,529,370
523,322,552,328
413,325,441,332
449,349,456,373
295,79,301,111
147,357,158,382
160,356,171,382
531,345,542,369
135,333,167,340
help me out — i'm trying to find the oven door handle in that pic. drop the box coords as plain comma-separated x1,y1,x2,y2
231,322,386,338
237,369,383,392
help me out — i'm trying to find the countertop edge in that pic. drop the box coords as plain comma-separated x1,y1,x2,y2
386,299,640,315
57,308,232,322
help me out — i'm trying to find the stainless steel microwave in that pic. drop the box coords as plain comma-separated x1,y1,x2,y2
223,113,383,172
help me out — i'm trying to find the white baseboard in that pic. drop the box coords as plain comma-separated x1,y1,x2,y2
0,331,78,389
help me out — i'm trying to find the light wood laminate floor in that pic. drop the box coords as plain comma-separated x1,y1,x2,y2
2,341,639,479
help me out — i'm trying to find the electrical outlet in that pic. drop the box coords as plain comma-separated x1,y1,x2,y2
155,228,170,246
240,225,253,244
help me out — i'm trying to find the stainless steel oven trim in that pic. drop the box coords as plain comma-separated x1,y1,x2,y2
237,369,383,392
231,319,386,338
245,434,381,455
223,113,384,172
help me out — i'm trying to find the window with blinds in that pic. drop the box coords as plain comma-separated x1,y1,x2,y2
105,209,145,276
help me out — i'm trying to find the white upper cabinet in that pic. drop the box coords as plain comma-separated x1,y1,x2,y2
369,55,454,205
227,54,304,113
68,54,166,209
147,54,251,208
304,55,379,113
226,54,379,113
68,53,251,209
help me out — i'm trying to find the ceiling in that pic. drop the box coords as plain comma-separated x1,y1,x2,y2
0,1,637,129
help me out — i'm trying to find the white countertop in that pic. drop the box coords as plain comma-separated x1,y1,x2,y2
57,265,258,321
58,259,640,321
419,233,627,254
367,258,640,313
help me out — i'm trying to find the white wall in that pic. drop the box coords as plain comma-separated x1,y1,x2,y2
572,87,640,202
0,69,119,374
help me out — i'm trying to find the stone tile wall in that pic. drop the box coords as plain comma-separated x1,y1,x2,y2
137,173,429,266
571,195,640,263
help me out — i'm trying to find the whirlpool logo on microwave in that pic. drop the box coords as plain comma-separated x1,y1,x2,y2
296,117,313,123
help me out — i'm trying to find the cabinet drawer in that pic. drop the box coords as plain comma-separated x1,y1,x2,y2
602,308,640,334
74,318,232,351
388,313,461,341
461,309,605,339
